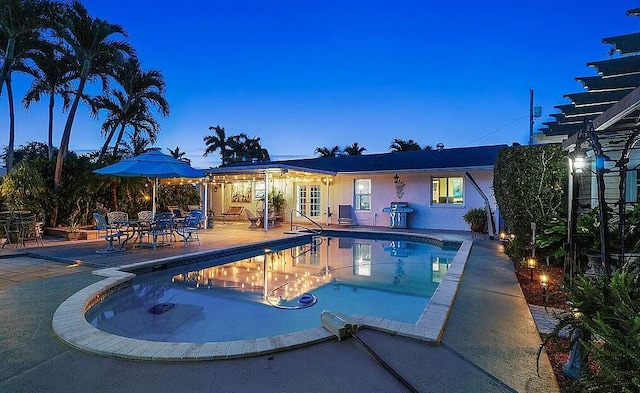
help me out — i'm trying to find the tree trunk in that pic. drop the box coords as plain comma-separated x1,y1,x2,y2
111,182,118,211
48,91,55,160
6,78,15,171
111,123,127,158
54,76,87,189
98,125,117,161
0,38,15,96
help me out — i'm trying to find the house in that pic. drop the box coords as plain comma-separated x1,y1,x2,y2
202,144,507,233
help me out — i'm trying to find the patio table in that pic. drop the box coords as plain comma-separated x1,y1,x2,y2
111,219,150,250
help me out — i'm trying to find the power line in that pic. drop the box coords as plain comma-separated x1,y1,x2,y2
462,114,528,146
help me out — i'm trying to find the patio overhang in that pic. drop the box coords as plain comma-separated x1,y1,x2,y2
163,163,336,186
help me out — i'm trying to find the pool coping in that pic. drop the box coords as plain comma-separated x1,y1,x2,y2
52,234,473,361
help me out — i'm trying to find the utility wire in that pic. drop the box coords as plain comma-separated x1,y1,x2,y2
462,114,528,146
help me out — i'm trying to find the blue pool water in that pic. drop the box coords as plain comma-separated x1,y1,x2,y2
86,235,458,342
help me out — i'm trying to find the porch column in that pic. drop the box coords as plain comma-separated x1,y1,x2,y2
263,171,269,231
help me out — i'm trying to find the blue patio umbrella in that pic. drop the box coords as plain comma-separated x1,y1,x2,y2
94,150,205,214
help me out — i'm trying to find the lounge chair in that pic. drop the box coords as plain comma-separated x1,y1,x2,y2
167,205,186,218
221,206,244,221
245,210,259,229
93,213,126,253
338,205,355,226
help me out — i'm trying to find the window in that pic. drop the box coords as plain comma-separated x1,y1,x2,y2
432,177,464,204
296,185,321,217
354,179,371,211
353,243,371,276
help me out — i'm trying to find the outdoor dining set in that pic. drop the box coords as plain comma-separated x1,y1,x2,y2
93,208,204,253
0,210,44,248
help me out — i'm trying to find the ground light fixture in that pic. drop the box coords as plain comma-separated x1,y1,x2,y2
540,273,548,304
527,257,537,281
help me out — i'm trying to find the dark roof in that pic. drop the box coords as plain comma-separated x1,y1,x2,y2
215,145,507,175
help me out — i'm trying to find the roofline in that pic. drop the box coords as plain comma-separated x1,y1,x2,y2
205,163,336,176
334,165,495,176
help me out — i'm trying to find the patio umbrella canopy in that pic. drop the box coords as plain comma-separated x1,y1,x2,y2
94,151,205,214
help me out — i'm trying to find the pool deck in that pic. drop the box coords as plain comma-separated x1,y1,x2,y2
0,223,559,392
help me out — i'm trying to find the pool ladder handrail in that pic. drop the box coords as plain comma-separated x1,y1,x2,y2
290,235,323,261
289,209,323,235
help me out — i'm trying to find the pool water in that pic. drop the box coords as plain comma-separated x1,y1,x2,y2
86,236,457,342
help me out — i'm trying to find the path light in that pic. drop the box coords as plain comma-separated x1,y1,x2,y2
540,273,548,303
527,257,537,281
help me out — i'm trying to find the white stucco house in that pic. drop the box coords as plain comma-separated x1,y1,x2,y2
193,144,506,234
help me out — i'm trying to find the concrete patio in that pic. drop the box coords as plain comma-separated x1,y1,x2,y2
0,223,559,392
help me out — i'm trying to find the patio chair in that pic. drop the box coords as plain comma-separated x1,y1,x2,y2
93,213,126,253
141,212,175,250
245,210,259,229
338,205,354,227
137,210,154,222
18,214,44,247
107,211,129,233
175,210,203,245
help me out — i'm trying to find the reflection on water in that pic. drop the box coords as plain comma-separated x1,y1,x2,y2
87,236,458,342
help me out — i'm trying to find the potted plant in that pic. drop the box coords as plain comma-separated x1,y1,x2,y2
66,221,80,241
463,207,487,233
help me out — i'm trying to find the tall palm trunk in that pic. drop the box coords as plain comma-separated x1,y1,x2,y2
5,77,15,171
111,122,127,157
54,74,87,189
47,90,55,160
98,122,122,161
0,37,15,96
111,182,118,211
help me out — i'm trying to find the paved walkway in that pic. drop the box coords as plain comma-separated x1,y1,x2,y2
0,226,559,392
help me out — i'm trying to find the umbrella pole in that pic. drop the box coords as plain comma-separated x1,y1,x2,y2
153,176,158,216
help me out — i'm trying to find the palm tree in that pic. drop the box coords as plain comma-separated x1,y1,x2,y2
0,0,54,171
94,56,168,161
168,146,190,165
389,138,422,152
314,145,341,157
203,125,229,165
21,41,75,160
226,133,269,163
1,27,41,170
0,0,53,96
121,132,159,157
53,0,134,189
344,142,366,155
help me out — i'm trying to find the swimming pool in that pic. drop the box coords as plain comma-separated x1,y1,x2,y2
53,231,471,361
85,235,458,342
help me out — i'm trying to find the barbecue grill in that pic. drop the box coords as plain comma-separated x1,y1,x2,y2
382,202,414,228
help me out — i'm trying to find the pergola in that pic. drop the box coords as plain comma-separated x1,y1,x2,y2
541,13,640,276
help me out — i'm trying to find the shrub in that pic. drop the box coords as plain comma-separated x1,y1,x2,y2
463,207,487,233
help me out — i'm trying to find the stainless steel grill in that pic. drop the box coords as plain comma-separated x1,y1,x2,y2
382,202,414,228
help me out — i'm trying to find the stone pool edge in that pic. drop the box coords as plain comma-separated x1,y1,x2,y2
52,237,472,361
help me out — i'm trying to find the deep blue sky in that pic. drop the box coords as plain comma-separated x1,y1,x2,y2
2,1,639,168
